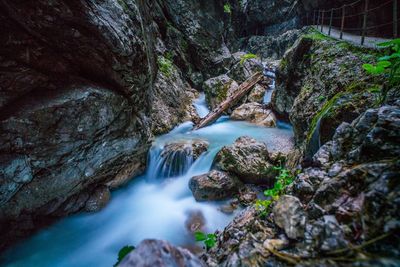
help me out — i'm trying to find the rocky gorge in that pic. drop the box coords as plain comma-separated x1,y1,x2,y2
0,0,399,266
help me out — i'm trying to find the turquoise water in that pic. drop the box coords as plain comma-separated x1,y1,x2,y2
1,94,293,267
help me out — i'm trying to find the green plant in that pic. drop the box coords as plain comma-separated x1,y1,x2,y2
223,3,232,14
256,166,295,217
362,38,400,102
194,231,217,250
240,53,258,65
157,55,174,77
114,245,135,266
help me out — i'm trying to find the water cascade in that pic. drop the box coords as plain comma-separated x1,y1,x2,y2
2,87,294,267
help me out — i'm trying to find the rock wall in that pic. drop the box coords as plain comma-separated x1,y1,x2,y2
272,29,392,157
0,0,159,249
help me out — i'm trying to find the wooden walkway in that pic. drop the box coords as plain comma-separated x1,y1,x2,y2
314,25,391,49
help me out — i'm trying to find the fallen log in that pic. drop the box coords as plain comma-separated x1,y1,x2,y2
194,72,263,130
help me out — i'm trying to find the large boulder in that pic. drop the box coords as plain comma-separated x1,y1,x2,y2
119,239,205,267
203,74,239,110
189,170,242,201
214,136,277,184
231,102,277,127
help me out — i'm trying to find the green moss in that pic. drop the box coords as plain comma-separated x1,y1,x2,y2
306,81,367,143
307,92,342,143
280,58,288,69
240,53,258,65
303,29,336,42
157,56,174,77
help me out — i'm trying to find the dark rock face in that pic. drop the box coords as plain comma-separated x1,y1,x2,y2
119,239,205,267
189,170,242,201
232,0,299,36
0,0,157,249
238,28,305,60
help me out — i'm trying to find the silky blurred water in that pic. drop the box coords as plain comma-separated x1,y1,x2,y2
2,92,293,267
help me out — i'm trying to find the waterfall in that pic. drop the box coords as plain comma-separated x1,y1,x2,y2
263,65,276,104
146,144,194,180
308,116,323,157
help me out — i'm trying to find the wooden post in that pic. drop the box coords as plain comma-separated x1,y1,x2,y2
317,10,320,28
329,9,333,35
313,10,316,25
321,10,325,32
340,6,346,39
394,0,398,38
361,0,369,45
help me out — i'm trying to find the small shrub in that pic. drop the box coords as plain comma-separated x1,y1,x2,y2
194,231,217,250
362,38,400,102
114,245,135,266
255,166,295,217
240,53,258,65
223,3,232,14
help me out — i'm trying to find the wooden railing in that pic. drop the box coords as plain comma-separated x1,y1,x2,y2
302,0,398,45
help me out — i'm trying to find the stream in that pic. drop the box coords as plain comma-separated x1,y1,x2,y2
2,72,294,267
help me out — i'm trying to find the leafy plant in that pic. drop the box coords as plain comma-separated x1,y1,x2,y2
194,231,217,250
114,245,135,266
240,53,258,65
157,55,174,77
255,166,295,217
223,3,232,14
362,38,400,102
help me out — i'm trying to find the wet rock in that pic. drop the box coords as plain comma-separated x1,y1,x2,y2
189,170,242,201
119,239,205,267
214,136,276,185
273,195,306,239
203,74,239,110
238,186,258,206
231,102,277,127
185,210,206,234
84,186,111,212
163,139,209,161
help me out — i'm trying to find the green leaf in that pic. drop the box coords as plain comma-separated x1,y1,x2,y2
114,245,135,267
204,238,216,249
194,231,207,241
377,61,392,68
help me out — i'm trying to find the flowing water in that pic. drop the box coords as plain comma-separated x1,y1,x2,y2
2,76,293,267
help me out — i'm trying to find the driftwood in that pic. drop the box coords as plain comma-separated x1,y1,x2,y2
194,72,263,130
